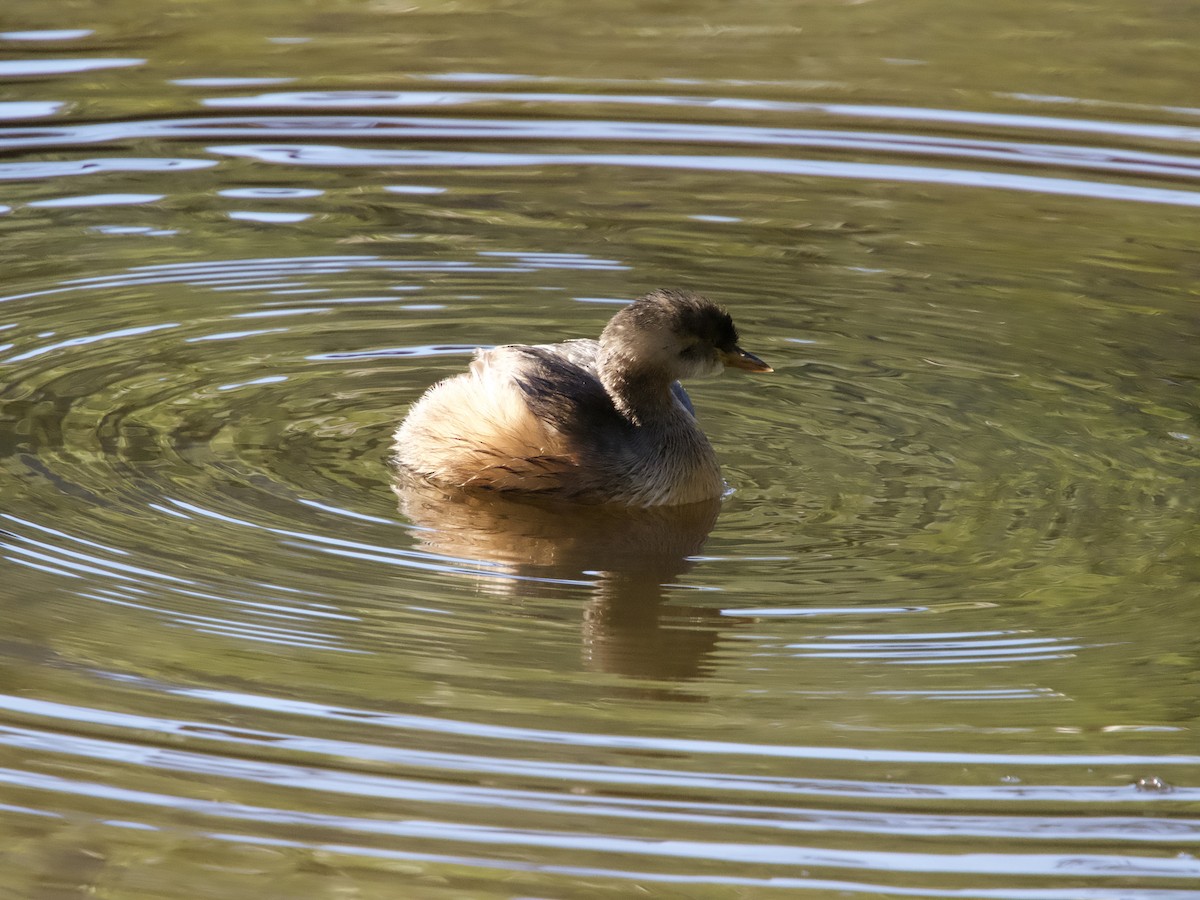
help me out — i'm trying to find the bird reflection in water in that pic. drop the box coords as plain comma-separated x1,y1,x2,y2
394,475,734,683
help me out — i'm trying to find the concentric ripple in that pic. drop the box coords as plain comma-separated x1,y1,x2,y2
2,36,1199,899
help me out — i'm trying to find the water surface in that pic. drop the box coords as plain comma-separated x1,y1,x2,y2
1,1,1198,897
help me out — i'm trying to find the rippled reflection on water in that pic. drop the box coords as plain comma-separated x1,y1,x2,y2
1,3,1199,897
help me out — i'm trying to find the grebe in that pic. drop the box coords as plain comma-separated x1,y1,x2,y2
392,289,771,506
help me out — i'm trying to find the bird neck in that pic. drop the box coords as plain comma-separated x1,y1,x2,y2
600,358,684,427
597,346,722,505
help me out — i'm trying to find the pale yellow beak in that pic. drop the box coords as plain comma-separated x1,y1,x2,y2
720,346,772,373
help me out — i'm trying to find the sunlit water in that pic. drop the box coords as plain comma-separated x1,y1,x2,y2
1,2,1198,898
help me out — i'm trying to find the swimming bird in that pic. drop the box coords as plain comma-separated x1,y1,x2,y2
392,289,771,506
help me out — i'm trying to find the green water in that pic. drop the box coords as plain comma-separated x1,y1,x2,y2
1,0,1198,897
